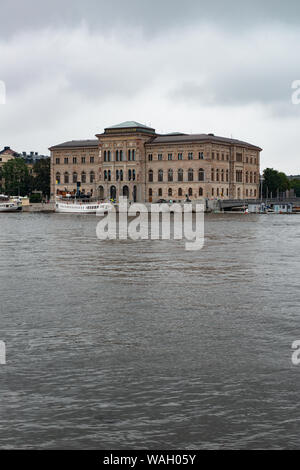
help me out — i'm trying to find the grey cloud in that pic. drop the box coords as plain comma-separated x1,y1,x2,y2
1,0,300,38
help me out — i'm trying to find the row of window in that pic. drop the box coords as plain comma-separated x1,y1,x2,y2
149,168,257,183
148,152,258,164
55,153,257,165
211,169,257,183
103,149,136,162
148,152,205,161
149,168,205,182
55,156,95,165
149,187,205,198
103,169,136,182
149,187,258,198
56,171,95,184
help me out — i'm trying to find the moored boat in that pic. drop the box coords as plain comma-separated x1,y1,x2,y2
0,200,22,212
55,200,113,214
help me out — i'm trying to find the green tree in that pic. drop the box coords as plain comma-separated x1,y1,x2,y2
0,158,33,196
262,168,290,197
290,179,300,197
33,158,50,197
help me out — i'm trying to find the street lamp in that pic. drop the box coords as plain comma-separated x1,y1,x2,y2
260,175,264,201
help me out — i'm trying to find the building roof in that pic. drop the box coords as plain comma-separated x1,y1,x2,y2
105,121,155,131
49,139,99,150
150,133,262,150
0,146,19,157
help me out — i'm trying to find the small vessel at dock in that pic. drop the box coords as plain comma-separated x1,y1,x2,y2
0,195,22,213
55,199,113,214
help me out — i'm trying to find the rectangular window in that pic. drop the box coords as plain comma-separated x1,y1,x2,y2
73,157,77,164
212,152,215,160
178,153,183,160
168,153,173,161
148,154,153,161
81,157,86,164
64,157,68,164
55,158,60,164
199,152,204,160
90,156,94,163
188,152,193,160
158,154,163,161
120,150,123,161
236,153,243,162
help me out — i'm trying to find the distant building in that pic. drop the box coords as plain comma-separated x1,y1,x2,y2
50,121,262,202
0,146,19,167
288,175,300,181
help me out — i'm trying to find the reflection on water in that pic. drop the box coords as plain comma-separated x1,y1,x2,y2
0,213,300,449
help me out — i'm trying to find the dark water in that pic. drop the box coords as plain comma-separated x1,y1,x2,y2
0,212,300,449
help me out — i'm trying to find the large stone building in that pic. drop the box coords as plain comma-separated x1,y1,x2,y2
50,121,262,202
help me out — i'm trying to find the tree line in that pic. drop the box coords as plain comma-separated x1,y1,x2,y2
0,157,50,200
262,168,300,198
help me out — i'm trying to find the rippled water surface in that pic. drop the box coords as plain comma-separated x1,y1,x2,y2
1,213,300,449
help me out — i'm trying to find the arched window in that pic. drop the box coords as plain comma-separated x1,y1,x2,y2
158,188,162,196
250,172,253,183
226,169,229,182
132,169,136,181
81,172,86,183
168,188,172,197
148,169,153,182
216,169,219,182
254,172,257,184
246,171,249,183
128,169,132,181
168,169,173,182
178,188,183,197
188,188,193,197
116,170,119,181
108,170,111,182
120,169,123,181
104,170,108,180
199,187,203,196
178,168,183,182
211,168,214,181
90,171,95,183
221,169,224,182
72,172,77,183
198,168,205,182
64,172,69,184
188,168,194,182
158,169,163,182
56,172,61,184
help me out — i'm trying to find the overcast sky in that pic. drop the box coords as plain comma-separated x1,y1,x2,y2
0,0,300,173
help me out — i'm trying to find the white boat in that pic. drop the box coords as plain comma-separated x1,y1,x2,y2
55,200,113,214
0,201,22,212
